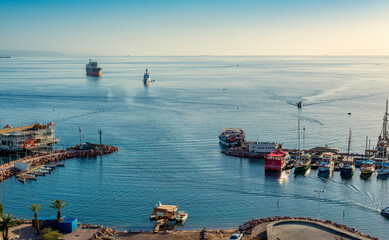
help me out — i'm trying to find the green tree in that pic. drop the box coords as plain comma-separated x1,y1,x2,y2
0,213,17,240
0,203,3,216
49,199,68,222
41,228,63,240
28,204,43,235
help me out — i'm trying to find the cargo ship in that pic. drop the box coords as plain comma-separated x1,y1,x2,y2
85,59,102,77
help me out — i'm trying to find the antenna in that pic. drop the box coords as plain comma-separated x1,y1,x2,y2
347,128,352,155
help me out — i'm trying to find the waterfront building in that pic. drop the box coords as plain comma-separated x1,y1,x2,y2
0,122,59,152
246,141,282,154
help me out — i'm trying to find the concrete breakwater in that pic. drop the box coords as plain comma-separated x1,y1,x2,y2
240,216,378,240
0,143,119,182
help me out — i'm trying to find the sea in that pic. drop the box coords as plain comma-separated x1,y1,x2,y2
0,56,389,238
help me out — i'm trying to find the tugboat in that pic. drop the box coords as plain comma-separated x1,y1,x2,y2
85,59,102,77
143,69,151,85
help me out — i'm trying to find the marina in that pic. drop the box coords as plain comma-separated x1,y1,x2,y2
1,56,389,239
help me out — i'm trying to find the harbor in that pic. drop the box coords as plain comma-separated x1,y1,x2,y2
1,56,389,239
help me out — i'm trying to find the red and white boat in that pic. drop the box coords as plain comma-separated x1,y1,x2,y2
265,150,290,171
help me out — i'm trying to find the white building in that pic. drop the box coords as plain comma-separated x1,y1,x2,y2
246,141,283,153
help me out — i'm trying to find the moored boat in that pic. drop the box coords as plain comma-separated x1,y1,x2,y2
377,167,389,176
219,128,246,148
23,174,37,180
265,150,290,171
318,153,335,173
55,162,65,167
17,177,26,183
340,156,355,175
360,160,375,175
175,211,188,222
85,59,102,77
33,171,45,176
295,153,311,173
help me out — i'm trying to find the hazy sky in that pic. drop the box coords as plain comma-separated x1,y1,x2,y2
1,0,389,56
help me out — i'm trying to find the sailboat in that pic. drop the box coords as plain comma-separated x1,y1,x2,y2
295,119,311,173
376,100,389,176
340,129,355,176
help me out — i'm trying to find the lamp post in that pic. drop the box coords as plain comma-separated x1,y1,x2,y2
98,129,102,152
314,190,324,219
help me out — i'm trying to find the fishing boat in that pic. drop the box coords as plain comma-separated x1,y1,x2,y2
219,128,246,148
85,59,102,77
377,166,389,176
17,177,26,183
33,171,45,176
265,150,290,171
340,129,355,175
380,207,389,217
175,211,188,222
39,169,50,174
55,162,65,167
360,160,375,175
340,156,355,175
143,69,151,85
318,153,335,173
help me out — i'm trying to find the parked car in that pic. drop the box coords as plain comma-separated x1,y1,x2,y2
229,232,243,240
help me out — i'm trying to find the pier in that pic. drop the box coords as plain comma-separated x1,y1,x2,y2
0,143,118,182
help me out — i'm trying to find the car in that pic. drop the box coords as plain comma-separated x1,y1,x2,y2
229,232,243,240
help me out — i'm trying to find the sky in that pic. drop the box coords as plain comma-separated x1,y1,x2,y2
1,0,389,56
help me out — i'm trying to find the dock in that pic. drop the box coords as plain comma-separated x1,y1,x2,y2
0,143,119,182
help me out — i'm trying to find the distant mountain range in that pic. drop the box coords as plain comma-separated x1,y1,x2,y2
0,50,65,57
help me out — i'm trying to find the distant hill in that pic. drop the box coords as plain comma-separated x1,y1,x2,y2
0,50,65,57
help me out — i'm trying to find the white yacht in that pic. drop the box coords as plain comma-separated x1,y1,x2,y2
143,69,151,85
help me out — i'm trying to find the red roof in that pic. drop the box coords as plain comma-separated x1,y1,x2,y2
4,124,12,129
268,150,286,157
47,121,56,126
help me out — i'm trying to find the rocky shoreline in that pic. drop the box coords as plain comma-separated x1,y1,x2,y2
0,143,119,182
240,216,378,240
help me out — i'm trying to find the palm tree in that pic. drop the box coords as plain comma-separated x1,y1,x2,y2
28,204,43,235
49,199,68,222
0,213,17,240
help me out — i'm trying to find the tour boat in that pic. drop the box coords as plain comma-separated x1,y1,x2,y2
294,153,311,173
143,69,151,85
318,153,335,173
360,160,375,175
340,156,355,175
85,59,102,77
219,128,246,148
175,211,188,222
265,150,290,171
380,207,389,217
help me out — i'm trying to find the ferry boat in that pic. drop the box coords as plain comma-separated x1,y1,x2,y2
219,128,246,148
265,150,290,171
340,156,355,175
143,69,151,85
294,153,311,173
360,160,375,175
318,153,335,173
85,59,102,77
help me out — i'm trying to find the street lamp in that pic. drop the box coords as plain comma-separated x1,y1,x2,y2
98,129,102,152
314,190,324,219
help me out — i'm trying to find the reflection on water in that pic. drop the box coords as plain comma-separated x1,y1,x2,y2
377,174,389,181
318,171,333,179
360,173,374,181
265,170,290,184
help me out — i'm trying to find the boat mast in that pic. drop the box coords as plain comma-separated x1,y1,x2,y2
303,126,306,152
298,119,301,161
383,100,388,141
365,136,368,158
347,128,352,155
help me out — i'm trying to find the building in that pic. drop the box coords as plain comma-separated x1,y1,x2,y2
246,141,283,154
0,122,59,152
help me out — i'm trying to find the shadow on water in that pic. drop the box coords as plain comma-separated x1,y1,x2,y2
340,172,354,182
318,171,332,179
376,174,389,180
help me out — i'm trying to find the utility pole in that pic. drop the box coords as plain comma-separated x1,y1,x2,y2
98,129,102,152
79,127,82,145
314,190,324,219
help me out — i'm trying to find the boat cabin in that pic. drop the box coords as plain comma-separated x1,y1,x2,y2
150,204,178,220
265,150,290,171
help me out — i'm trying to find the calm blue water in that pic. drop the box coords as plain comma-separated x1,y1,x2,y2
1,56,389,238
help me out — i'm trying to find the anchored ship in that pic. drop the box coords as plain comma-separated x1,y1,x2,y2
143,69,151,85
85,59,102,77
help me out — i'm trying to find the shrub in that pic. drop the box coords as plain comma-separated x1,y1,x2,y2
41,228,63,240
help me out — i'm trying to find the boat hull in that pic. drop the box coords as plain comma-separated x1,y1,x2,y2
294,163,310,172
86,68,102,77
377,168,389,175
318,166,333,173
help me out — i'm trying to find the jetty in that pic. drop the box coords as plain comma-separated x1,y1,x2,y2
0,143,118,182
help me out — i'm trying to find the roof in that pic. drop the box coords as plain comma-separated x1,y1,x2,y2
153,204,178,212
268,150,286,157
0,123,52,135
4,124,12,129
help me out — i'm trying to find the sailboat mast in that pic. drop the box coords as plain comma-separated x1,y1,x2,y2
347,128,352,155
384,100,388,141
303,126,306,151
298,119,301,160
365,136,368,158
